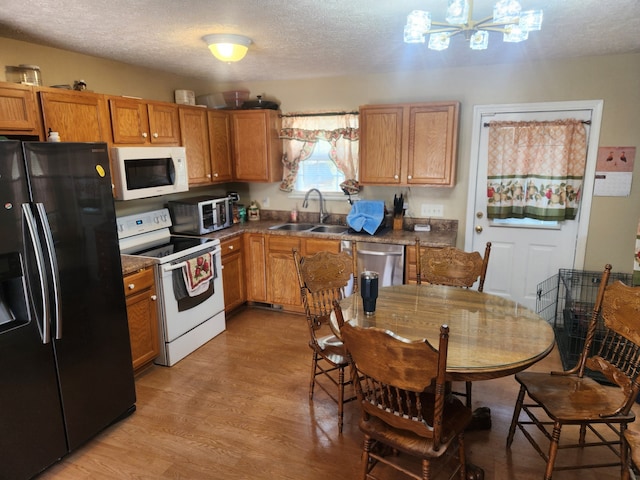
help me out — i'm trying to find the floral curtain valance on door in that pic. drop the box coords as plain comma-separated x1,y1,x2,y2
487,119,587,221
278,113,359,192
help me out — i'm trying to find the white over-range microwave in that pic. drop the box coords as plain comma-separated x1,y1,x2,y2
111,146,189,200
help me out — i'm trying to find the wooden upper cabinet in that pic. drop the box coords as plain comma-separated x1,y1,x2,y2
39,88,111,143
179,105,211,185
109,97,180,145
0,83,42,136
231,109,282,182
359,101,459,187
207,110,233,183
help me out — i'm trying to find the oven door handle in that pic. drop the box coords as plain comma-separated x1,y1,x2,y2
161,247,222,272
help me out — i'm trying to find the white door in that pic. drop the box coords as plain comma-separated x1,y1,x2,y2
465,101,603,310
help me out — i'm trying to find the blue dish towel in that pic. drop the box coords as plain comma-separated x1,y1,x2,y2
346,200,385,235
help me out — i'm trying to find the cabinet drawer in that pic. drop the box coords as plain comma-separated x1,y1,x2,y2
221,236,242,257
123,268,154,296
267,235,301,252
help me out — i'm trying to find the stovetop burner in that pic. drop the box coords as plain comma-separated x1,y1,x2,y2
117,208,219,263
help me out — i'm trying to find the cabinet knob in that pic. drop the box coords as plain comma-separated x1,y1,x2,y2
128,283,135,290
206,173,211,178
142,132,148,138
151,295,157,301
394,174,399,180
153,132,159,138
213,172,218,178
407,175,412,180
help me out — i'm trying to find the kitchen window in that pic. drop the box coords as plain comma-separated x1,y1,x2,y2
294,141,345,193
279,112,359,197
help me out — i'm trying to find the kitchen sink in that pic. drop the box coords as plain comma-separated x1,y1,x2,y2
268,223,349,234
268,223,316,231
309,225,350,234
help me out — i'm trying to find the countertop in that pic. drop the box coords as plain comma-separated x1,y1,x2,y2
120,216,457,276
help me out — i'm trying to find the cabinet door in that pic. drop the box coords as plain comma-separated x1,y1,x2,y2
231,110,282,182
359,105,404,185
266,235,302,310
40,90,111,142
207,110,233,183
407,103,459,186
109,97,149,144
123,269,159,372
147,102,180,144
221,236,245,312
179,106,211,185
243,233,267,302
0,83,41,135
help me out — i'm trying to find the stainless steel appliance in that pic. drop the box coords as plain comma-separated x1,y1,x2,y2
111,146,189,200
167,195,233,235
341,240,405,296
117,208,225,366
0,141,136,480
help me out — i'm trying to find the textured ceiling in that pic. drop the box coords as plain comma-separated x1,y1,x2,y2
1,0,639,84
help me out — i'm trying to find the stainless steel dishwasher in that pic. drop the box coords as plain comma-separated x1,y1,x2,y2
341,240,405,296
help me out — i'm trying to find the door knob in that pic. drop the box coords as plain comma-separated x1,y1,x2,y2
476,211,484,219
475,225,483,233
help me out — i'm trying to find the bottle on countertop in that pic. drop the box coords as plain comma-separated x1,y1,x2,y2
248,201,260,221
290,205,298,223
47,129,60,142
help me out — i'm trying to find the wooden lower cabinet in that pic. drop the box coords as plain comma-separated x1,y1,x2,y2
220,236,246,313
266,236,303,311
123,267,160,373
266,235,341,313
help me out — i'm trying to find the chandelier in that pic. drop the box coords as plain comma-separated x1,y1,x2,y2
404,0,543,51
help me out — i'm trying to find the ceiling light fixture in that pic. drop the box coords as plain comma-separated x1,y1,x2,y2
404,0,542,51
203,34,252,62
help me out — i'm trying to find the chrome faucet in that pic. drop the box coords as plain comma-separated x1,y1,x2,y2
302,188,329,224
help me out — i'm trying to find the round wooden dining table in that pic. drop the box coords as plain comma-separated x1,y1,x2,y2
337,283,556,383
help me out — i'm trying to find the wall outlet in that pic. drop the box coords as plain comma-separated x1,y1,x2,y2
421,203,443,217
261,197,270,208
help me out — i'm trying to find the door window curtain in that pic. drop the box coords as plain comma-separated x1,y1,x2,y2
487,119,587,221
279,113,359,192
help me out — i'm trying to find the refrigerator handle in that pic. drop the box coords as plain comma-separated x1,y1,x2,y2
21,204,51,344
35,203,63,340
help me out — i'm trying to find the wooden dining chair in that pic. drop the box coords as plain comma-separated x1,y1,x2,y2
506,264,640,480
415,239,492,408
292,244,358,434
338,309,473,480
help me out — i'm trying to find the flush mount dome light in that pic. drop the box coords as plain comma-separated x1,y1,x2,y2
203,34,252,62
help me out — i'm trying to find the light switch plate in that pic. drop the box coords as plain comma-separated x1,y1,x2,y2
421,204,443,217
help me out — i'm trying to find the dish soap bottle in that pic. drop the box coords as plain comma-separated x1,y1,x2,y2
290,204,298,223
248,201,260,221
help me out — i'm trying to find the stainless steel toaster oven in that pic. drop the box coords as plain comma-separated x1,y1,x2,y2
167,195,233,235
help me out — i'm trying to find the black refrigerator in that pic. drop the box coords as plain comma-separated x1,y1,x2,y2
0,141,136,479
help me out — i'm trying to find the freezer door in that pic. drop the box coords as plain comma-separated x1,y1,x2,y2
0,141,68,479
22,142,136,451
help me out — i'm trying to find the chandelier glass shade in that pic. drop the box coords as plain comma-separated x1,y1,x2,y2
404,0,543,51
203,34,252,62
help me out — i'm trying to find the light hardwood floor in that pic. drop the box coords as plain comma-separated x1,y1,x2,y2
38,306,639,479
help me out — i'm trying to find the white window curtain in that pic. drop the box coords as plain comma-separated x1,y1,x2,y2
279,113,359,192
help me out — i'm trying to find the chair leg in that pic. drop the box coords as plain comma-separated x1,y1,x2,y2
506,384,526,448
421,458,430,479
621,425,631,480
338,365,345,434
465,381,473,408
458,433,467,480
309,352,318,401
362,436,373,480
544,423,562,480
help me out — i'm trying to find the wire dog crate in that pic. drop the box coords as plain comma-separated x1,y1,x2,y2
536,268,633,384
